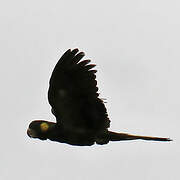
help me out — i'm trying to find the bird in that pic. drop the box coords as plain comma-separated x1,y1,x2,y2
27,48,172,146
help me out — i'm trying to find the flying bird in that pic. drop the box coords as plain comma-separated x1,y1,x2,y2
27,49,172,146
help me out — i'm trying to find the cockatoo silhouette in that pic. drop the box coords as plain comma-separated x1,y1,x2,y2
27,49,172,146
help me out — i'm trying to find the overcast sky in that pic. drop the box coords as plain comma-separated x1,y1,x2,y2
0,0,179,180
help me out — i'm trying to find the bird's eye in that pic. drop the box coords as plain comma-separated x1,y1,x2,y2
40,122,49,132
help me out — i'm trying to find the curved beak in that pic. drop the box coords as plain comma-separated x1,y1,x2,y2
27,128,37,138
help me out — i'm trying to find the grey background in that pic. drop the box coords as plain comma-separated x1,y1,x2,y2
0,0,179,180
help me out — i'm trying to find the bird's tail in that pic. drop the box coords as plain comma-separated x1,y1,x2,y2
108,131,172,142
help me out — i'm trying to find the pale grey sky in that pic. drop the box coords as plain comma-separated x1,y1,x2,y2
0,0,179,180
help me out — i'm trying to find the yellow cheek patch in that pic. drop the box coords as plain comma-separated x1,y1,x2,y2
40,122,49,132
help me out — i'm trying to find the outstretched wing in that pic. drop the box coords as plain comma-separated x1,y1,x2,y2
48,49,110,132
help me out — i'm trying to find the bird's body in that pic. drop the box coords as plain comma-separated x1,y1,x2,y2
27,49,172,146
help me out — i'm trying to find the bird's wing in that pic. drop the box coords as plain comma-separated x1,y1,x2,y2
48,49,110,132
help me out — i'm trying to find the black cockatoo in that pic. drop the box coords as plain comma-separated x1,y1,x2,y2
27,49,172,146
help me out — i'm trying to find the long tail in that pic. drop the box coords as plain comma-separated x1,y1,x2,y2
108,131,172,142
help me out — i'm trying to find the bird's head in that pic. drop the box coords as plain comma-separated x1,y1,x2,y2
27,120,55,140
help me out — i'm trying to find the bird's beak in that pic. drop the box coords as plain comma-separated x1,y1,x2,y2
27,128,37,138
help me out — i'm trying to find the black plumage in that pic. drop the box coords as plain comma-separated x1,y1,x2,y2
27,49,172,146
